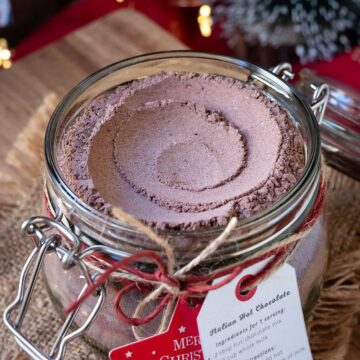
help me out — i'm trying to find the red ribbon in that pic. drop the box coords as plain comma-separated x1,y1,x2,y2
65,244,292,324
50,182,325,327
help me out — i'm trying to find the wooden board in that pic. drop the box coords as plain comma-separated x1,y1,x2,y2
0,9,186,173
0,8,358,360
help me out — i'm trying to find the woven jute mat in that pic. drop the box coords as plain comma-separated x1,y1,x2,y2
0,95,359,360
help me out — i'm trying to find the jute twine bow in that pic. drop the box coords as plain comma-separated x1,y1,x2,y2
66,181,325,339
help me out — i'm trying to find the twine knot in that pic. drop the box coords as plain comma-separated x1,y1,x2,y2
66,181,325,339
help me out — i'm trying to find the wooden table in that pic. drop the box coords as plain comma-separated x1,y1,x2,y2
0,8,186,174
0,8,358,360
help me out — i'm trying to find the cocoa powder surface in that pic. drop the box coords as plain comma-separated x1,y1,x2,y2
59,72,305,230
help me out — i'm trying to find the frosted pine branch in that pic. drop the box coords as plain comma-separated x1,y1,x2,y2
209,0,360,63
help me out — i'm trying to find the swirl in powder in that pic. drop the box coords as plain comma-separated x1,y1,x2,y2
59,72,305,230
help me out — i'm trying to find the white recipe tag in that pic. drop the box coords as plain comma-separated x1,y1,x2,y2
197,261,312,360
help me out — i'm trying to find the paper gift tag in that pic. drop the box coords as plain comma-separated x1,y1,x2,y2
109,299,203,360
197,261,312,360
110,261,312,360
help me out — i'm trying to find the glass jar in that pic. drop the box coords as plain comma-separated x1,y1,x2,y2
297,69,360,180
4,52,329,358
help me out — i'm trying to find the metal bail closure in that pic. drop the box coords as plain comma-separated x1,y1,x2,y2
310,82,330,125
3,215,106,360
271,63,329,125
271,62,295,82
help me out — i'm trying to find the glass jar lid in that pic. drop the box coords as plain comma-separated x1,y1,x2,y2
297,69,360,180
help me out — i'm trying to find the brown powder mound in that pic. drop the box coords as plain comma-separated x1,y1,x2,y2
59,72,305,230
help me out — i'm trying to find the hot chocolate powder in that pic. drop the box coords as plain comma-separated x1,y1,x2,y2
59,72,305,230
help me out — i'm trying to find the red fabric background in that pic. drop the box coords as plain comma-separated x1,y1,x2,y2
11,0,360,89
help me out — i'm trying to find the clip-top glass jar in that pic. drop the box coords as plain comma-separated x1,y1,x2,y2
4,52,329,359
297,69,360,180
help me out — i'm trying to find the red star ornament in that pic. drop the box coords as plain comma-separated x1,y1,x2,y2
109,299,204,360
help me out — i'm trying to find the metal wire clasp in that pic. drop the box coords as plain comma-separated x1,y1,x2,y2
271,62,295,82
309,82,329,125
272,62,329,124
3,214,106,360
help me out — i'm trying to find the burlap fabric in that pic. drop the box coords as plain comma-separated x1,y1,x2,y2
0,95,359,360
